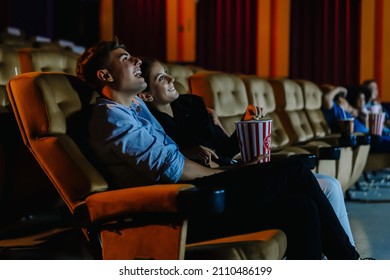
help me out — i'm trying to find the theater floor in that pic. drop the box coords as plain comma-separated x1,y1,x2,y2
346,200,390,260
346,169,390,260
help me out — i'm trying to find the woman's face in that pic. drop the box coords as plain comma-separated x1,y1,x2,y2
147,61,179,105
368,81,378,101
356,93,366,109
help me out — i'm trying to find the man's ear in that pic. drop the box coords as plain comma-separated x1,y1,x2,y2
97,70,112,81
138,92,154,102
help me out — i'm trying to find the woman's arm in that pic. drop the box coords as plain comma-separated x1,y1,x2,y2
321,85,347,110
207,107,229,136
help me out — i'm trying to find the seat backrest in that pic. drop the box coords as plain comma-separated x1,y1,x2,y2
165,63,198,93
189,71,248,136
0,28,33,48
295,79,332,138
0,45,61,222
239,75,290,150
270,78,315,145
18,48,78,74
6,72,107,214
0,44,22,112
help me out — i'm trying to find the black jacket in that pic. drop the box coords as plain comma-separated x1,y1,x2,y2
147,94,239,165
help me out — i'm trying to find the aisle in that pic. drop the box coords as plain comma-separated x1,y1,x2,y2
346,200,390,260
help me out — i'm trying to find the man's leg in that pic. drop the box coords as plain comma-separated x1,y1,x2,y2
314,173,355,246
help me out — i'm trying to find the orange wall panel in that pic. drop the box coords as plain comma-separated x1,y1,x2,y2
166,0,196,62
256,0,290,78
381,0,390,102
360,0,390,102
99,0,114,41
256,0,271,77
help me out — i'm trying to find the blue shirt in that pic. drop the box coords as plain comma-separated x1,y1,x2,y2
322,102,368,134
88,96,185,188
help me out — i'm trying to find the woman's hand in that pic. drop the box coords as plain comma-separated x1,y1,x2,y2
182,145,220,167
242,105,265,121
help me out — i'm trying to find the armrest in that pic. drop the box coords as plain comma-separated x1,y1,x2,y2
337,135,357,147
318,146,341,160
313,134,358,148
75,184,225,224
356,134,371,145
336,133,371,147
295,143,341,160
289,154,317,170
270,149,317,169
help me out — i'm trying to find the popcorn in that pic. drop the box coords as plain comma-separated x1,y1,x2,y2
236,113,272,163
369,113,385,136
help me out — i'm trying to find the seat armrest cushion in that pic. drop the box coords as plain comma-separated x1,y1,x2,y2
81,184,195,223
356,134,371,145
289,154,317,169
296,142,341,160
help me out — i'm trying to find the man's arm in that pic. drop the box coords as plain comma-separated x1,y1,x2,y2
179,158,224,181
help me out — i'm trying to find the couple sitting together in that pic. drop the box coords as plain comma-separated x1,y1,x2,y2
75,37,364,260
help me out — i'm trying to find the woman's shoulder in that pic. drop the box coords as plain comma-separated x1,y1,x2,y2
176,94,207,112
177,93,205,104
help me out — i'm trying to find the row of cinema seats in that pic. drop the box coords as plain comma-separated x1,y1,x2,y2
0,26,85,53
173,69,371,195
0,45,68,225
0,43,80,223
0,41,288,259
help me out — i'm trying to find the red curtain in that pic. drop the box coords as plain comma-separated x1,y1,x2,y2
289,0,361,86
113,0,166,61
196,0,257,74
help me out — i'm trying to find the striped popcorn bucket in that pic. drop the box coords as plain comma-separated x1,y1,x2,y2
369,112,385,136
235,119,272,163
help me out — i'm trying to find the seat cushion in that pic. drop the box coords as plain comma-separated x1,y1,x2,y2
185,229,287,260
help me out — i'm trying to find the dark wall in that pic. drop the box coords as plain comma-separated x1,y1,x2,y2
0,0,10,29
1,0,99,47
114,0,166,61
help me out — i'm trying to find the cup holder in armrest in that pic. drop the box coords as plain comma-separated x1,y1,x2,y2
318,147,341,160
177,187,225,217
338,134,357,147
357,134,371,145
289,154,317,170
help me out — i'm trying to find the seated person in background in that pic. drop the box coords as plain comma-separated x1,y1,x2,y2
361,79,390,136
321,84,390,152
345,85,370,129
322,85,368,134
138,57,356,247
76,37,362,260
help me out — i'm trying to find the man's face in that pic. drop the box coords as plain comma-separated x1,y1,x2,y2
106,48,147,94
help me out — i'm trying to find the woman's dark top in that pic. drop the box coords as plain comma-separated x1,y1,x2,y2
147,94,240,166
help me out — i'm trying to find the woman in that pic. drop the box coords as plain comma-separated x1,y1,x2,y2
138,57,356,247
361,80,390,136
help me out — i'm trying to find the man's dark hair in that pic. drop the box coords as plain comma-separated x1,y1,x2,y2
362,79,376,88
139,57,159,92
76,36,127,90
